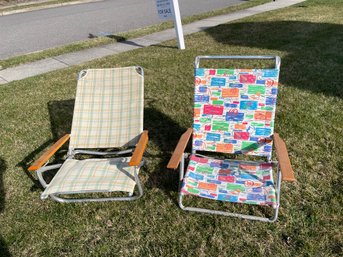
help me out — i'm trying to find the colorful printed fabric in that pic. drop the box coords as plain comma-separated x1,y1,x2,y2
69,67,144,149
41,157,139,199
182,155,277,208
193,68,279,158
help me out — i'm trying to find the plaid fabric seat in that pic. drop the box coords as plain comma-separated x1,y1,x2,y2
181,155,277,208
70,67,144,149
41,157,139,199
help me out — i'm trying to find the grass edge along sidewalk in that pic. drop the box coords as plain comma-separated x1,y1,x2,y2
0,0,269,70
0,0,305,82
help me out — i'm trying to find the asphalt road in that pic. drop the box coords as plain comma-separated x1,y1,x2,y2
0,0,244,59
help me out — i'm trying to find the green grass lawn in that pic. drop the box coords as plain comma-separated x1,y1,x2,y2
0,0,342,256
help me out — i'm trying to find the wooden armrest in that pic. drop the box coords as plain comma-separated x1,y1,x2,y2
167,128,193,169
28,134,70,171
129,131,149,166
274,133,296,181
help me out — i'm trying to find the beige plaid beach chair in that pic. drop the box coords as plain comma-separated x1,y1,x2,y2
29,67,148,202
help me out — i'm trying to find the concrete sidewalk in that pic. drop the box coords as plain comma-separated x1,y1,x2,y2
0,0,305,85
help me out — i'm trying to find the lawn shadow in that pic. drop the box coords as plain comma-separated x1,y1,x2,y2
150,44,178,49
205,21,343,98
0,235,10,257
48,99,74,140
16,100,74,190
16,140,54,191
116,39,176,49
88,33,126,42
90,32,178,49
143,107,189,203
0,158,6,213
0,158,11,257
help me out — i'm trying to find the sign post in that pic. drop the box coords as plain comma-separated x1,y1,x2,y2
156,0,185,50
170,0,185,50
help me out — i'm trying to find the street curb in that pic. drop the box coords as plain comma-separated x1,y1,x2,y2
0,0,306,84
0,0,103,16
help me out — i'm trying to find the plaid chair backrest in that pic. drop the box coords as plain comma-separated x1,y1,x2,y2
69,67,144,149
193,68,280,158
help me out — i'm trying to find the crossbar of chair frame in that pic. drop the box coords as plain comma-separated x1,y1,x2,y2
194,152,279,165
194,55,281,70
72,149,134,156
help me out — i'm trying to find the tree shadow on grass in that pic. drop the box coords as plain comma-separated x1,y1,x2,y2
204,20,343,98
0,158,11,257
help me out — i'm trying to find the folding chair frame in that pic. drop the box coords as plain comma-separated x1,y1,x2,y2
177,153,282,222
29,67,148,203
168,56,295,222
31,131,148,203
36,156,144,203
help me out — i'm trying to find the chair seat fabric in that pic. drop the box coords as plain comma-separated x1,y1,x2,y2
41,157,139,199
70,67,144,149
181,155,277,208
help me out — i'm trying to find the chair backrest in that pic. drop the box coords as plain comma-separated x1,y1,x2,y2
69,67,144,149
192,56,280,159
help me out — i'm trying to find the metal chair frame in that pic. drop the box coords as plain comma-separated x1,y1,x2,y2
30,67,147,203
178,154,281,222
170,56,289,222
36,149,144,203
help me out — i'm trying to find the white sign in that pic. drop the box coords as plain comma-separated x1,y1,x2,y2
156,0,173,20
155,0,185,50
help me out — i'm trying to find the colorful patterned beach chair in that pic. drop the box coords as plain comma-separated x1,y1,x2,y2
28,67,148,202
167,56,295,222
